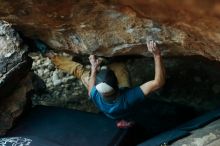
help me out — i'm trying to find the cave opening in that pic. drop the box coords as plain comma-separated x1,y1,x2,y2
30,52,220,113
28,47,220,140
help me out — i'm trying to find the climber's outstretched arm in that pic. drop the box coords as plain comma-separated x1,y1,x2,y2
140,41,166,96
88,55,101,96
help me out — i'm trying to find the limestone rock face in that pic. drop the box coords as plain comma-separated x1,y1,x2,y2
0,73,33,136
0,20,32,98
0,0,219,60
117,0,220,60
173,119,220,146
0,20,32,135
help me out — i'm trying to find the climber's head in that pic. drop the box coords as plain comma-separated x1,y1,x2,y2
95,68,118,98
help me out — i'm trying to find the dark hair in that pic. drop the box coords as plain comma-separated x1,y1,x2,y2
96,69,118,91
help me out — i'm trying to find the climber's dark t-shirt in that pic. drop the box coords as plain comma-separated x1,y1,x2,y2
90,86,145,119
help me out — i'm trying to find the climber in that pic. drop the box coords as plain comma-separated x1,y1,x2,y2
88,40,166,128
34,39,166,128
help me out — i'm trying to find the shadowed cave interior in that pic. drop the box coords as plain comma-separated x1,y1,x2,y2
28,45,220,139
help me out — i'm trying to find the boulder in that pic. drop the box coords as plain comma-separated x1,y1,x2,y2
0,20,32,135
0,0,219,60
0,20,32,99
173,119,220,146
0,73,33,136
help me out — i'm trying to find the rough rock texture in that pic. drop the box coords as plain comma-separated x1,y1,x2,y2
173,119,220,146
30,53,98,113
117,0,220,60
0,20,32,135
0,20,32,99
0,73,33,136
0,0,219,60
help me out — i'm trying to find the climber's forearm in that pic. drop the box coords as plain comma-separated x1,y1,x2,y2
154,54,166,87
88,70,96,96
88,55,101,96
